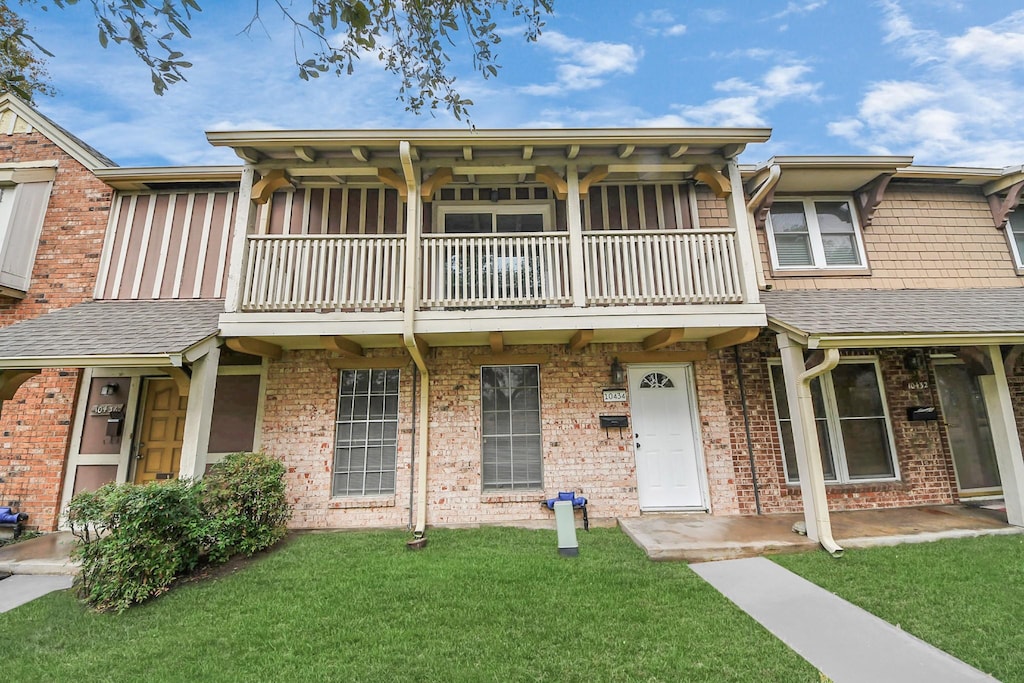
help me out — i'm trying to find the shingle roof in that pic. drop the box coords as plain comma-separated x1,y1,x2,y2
0,299,223,360
764,288,1024,336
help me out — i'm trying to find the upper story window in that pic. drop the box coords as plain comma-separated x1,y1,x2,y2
436,202,553,234
1008,217,1024,269
766,198,867,271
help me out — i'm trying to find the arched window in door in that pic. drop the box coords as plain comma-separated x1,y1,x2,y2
639,372,674,389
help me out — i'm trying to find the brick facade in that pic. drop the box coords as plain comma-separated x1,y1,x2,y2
259,343,745,529
0,132,112,530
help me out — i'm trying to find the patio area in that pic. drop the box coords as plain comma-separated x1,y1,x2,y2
620,503,1019,562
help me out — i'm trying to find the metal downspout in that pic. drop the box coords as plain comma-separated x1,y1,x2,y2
798,347,843,556
400,141,430,540
744,163,780,292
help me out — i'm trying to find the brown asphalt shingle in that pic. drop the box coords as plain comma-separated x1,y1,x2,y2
0,299,223,359
764,288,1024,336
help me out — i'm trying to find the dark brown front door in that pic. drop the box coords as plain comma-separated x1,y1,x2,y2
133,378,187,484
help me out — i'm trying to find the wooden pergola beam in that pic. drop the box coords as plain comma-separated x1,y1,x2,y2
706,327,760,352
323,335,364,358
568,329,594,352
225,337,283,361
616,350,706,364
643,328,685,352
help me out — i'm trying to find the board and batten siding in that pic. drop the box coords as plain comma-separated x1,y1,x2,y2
96,191,237,300
259,186,403,236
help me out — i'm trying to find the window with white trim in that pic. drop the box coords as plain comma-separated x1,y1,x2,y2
766,198,866,270
481,365,542,490
437,202,552,233
769,360,898,484
1008,217,1024,268
333,369,400,497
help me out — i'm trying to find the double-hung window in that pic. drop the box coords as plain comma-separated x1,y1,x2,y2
1008,217,1024,269
481,365,542,490
769,360,898,484
333,369,400,497
437,203,552,234
767,198,867,271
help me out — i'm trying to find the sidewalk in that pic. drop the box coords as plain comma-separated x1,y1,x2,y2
0,574,74,613
0,531,78,575
691,557,997,683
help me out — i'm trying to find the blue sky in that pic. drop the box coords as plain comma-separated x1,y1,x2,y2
19,1,1024,168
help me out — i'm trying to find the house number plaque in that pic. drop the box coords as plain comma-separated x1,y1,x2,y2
906,381,929,390
603,389,628,402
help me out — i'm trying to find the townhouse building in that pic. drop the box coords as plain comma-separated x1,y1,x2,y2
0,98,1020,552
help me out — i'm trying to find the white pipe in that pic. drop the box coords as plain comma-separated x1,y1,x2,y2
399,141,430,538
798,347,843,556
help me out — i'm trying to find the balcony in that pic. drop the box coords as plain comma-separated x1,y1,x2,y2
239,229,745,313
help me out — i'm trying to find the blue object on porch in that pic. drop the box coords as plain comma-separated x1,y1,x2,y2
0,508,27,525
543,492,589,531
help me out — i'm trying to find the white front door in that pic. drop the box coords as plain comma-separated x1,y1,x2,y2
629,364,707,510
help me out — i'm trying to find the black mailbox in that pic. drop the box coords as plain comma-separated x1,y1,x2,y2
600,415,629,428
907,406,938,422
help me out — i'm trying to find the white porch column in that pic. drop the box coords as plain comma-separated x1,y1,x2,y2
565,162,587,308
979,345,1024,527
178,346,221,480
725,160,760,304
777,333,843,555
223,165,257,313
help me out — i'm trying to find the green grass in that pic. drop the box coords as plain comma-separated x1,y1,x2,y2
0,527,817,682
775,534,1024,682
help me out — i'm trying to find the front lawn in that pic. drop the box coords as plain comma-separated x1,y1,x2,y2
0,527,817,682
774,534,1024,682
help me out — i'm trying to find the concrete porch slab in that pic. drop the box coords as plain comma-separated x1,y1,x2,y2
0,531,79,575
620,505,1021,562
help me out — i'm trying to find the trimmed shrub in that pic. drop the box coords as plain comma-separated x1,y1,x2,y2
203,451,291,563
66,479,207,612
66,452,290,612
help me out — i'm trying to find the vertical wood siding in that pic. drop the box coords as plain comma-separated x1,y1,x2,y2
259,186,404,235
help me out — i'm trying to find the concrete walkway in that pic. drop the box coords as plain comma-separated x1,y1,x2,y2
0,574,74,613
0,531,78,575
691,557,997,683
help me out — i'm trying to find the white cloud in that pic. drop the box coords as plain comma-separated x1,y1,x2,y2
770,1,828,20
634,10,687,37
829,2,1024,166
519,31,640,96
662,62,821,127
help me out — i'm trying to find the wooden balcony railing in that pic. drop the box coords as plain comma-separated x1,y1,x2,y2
583,229,743,304
420,233,572,308
239,229,745,312
241,235,405,311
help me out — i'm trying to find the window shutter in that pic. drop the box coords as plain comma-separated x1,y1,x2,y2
0,180,53,294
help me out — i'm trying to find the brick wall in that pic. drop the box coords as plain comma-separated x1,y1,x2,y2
260,342,743,529
0,132,112,530
760,184,1024,290
726,332,962,514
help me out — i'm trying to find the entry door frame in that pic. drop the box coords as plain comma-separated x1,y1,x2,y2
933,358,1003,497
628,362,710,512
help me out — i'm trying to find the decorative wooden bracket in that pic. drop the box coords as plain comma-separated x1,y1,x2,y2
1003,344,1023,375
643,328,685,351
251,169,293,205
0,369,40,400
226,337,283,360
749,183,777,230
668,144,688,158
323,335,364,358
706,327,760,352
420,167,453,200
568,329,594,352
617,145,635,159
535,166,568,200
489,331,504,354
377,168,407,200
351,146,370,162
854,173,894,229
987,179,1024,229
165,366,191,398
954,346,993,376
579,166,609,195
294,146,317,163
236,147,261,164
693,165,732,198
